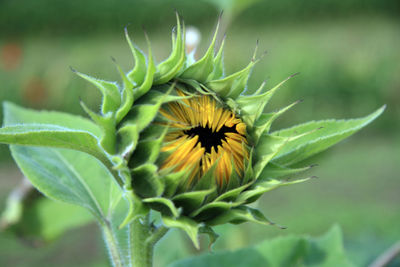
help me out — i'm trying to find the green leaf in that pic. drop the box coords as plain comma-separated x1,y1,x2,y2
169,225,355,267
3,196,94,241
3,102,101,137
252,225,354,267
10,146,122,222
2,102,124,221
0,124,111,169
272,106,385,166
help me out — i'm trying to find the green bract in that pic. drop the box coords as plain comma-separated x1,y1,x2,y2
0,14,384,262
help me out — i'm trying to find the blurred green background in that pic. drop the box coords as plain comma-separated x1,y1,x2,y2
0,0,399,266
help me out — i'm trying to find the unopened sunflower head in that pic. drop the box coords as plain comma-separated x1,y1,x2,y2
75,14,384,248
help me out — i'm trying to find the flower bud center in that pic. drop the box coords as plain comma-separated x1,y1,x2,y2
184,125,238,153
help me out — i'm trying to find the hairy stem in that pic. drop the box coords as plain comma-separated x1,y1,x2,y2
103,221,124,267
130,215,153,267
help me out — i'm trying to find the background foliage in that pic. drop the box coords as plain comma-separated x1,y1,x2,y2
0,0,398,266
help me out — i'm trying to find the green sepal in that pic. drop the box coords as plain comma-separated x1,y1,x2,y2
272,105,386,166
237,74,298,124
253,128,318,179
73,70,121,115
131,164,164,198
135,88,189,106
251,100,300,142
133,32,156,100
118,188,149,229
116,85,134,124
172,188,215,214
113,58,134,123
116,123,139,159
253,134,288,179
142,197,180,218
160,169,189,198
193,159,219,191
214,182,252,202
122,104,161,133
112,57,134,93
206,59,256,99
80,101,116,154
242,149,254,184
237,177,311,204
190,201,242,221
179,20,219,82
199,226,219,251
122,86,172,133
154,13,185,85
128,127,167,168
162,216,202,249
260,162,315,179
207,206,277,227
207,36,225,81
225,167,241,191
125,27,147,86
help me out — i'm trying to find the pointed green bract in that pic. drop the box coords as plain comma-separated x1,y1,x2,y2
133,33,156,100
180,20,220,82
131,164,164,198
162,216,201,249
74,71,121,115
125,28,147,86
208,37,225,81
154,13,185,85
206,60,256,98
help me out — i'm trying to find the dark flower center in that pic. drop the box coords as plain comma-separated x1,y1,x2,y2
184,125,238,153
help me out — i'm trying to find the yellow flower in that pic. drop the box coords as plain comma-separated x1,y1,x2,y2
160,90,248,187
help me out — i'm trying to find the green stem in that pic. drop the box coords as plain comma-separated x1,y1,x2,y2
103,221,124,267
103,212,169,267
129,214,169,267
130,215,153,267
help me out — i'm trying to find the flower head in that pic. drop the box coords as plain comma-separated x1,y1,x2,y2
160,90,248,187
70,14,384,248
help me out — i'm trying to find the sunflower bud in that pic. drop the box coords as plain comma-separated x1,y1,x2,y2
72,14,384,248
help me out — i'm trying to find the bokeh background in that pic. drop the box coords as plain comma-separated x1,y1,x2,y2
0,0,399,266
